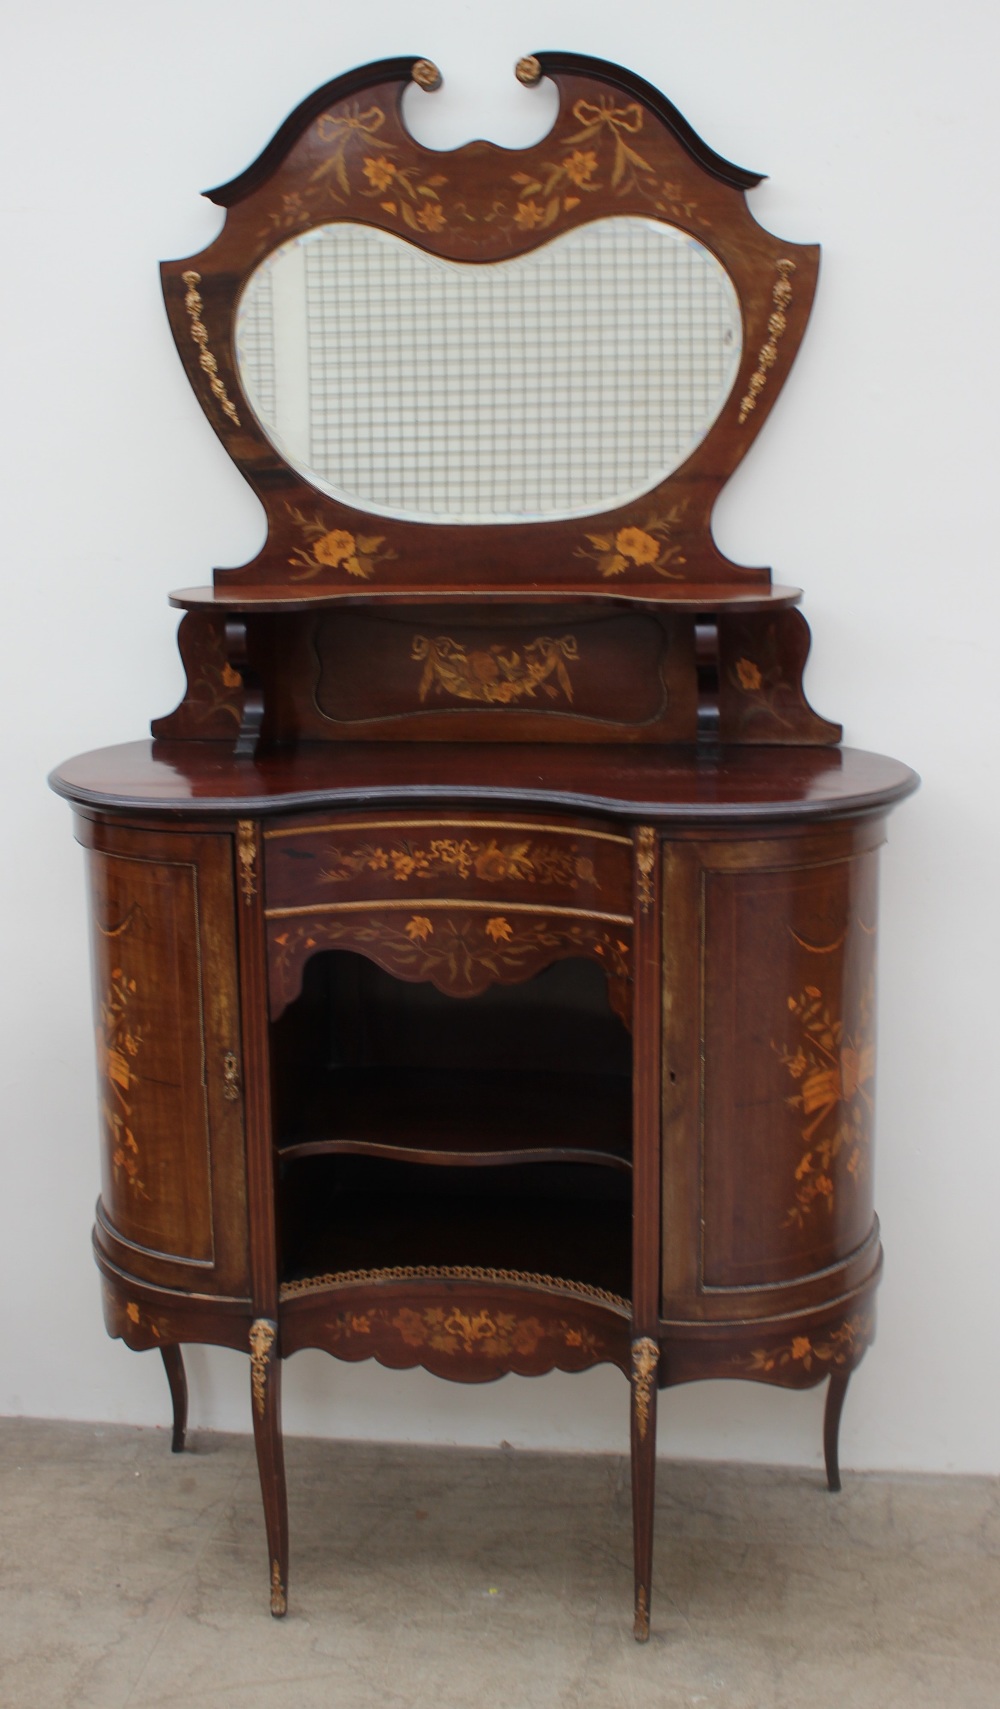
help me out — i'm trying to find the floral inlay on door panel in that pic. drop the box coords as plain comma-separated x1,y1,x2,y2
96,966,148,1201
773,919,876,1228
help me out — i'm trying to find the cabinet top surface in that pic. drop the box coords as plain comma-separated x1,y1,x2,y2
50,741,918,824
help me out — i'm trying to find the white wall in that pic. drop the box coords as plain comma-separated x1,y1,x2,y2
2,0,997,1474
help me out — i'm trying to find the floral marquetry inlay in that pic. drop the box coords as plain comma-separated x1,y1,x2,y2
742,1313,874,1377
258,93,712,251
96,965,148,1201
405,1301,600,1360
575,508,687,581
269,909,632,1007
412,636,578,707
277,1266,630,1373
286,505,397,582
729,645,796,731
397,1306,554,1359
319,835,599,891
122,1300,162,1342
497,96,711,243
773,919,876,1228
282,1296,615,1367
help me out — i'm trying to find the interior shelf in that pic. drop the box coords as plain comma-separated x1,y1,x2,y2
279,1157,632,1301
169,582,805,613
278,1066,631,1170
272,951,634,1296
271,951,632,1171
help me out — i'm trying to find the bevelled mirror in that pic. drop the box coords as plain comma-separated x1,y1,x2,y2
234,215,742,524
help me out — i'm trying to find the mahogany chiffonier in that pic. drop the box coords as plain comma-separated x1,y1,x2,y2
50,52,917,1639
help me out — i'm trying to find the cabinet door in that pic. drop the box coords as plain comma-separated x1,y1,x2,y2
661,819,885,1319
79,818,248,1298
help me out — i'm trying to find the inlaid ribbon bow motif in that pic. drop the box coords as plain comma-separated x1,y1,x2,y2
313,104,388,193
509,93,689,238
566,97,654,189
570,96,644,135
316,103,386,143
309,103,449,231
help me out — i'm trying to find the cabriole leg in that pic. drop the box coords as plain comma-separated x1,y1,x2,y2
249,1318,288,1616
824,1369,851,1493
630,1336,659,1642
160,1345,188,1453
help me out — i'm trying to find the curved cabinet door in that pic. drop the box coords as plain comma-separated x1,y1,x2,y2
76,816,249,1299
661,815,886,1327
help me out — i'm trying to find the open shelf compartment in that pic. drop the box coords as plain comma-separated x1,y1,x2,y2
271,950,633,1171
279,1155,632,1302
271,948,634,1302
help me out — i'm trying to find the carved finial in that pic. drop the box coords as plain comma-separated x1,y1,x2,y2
515,55,542,87
412,59,442,91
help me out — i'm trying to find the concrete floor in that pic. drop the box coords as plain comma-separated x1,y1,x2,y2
1,1419,997,1709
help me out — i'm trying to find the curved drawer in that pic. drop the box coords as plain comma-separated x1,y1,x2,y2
263,812,635,1017
263,812,632,913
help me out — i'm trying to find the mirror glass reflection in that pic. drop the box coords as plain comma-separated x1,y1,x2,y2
235,216,742,525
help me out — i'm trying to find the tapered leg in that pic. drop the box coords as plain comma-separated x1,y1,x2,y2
630,1336,659,1642
160,1345,188,1453
629,827,663,1642
249,1319,288,1617
824,1369,851,1493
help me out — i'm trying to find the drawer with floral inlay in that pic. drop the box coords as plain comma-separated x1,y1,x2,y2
262,814,634,916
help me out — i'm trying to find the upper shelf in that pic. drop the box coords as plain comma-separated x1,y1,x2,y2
277,1067,632,1172
167,584,805,615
